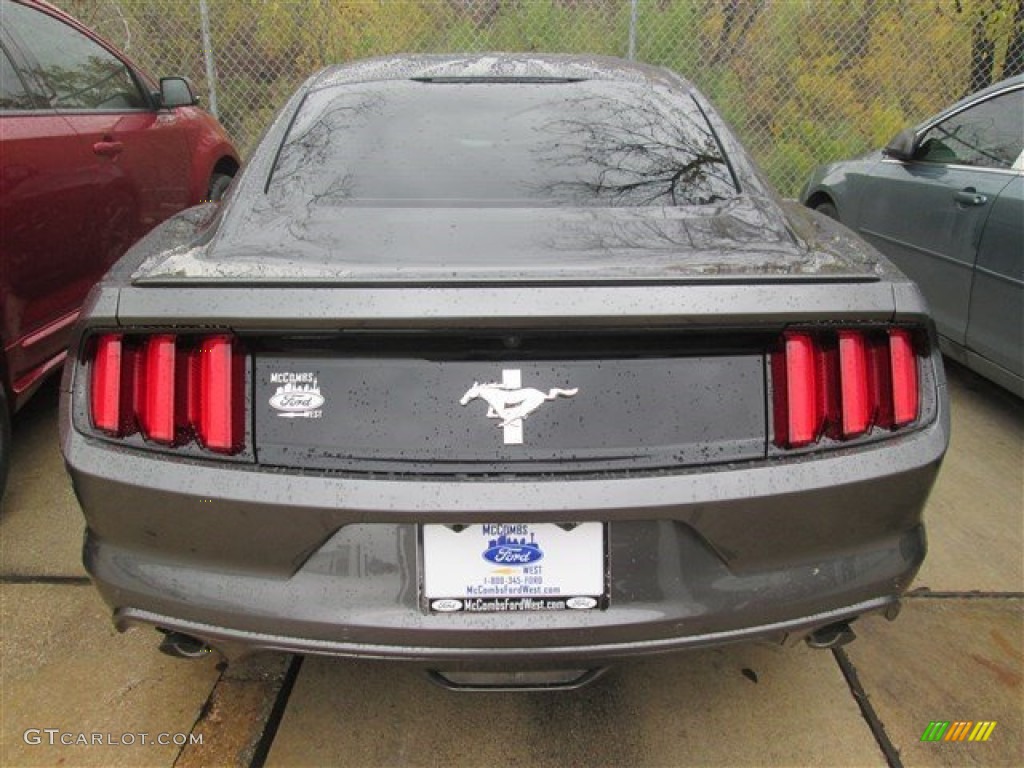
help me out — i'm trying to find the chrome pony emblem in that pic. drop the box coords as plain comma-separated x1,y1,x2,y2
459,369,578,445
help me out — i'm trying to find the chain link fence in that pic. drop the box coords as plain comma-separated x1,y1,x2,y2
59,0,1024,196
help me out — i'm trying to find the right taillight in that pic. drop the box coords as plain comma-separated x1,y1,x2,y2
838,330,872,438
771,332,820,448
772,327,921,449
88,332,245,455
888,329,919,427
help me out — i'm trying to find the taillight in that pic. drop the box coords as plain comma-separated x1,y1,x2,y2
772,328,921,449
888,329,919,427
90,334,134,436
838,331,871,437
88,333,245,455
195,335,245,453
138,335,177,444
772,333,820,448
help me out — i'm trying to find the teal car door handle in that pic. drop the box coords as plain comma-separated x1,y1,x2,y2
953,189,988,206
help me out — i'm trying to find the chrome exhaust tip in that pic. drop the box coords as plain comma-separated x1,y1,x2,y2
157,630,214,659
806,621,857,650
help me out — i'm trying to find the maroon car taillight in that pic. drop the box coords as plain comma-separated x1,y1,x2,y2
772,328,921,449
89,333,245,454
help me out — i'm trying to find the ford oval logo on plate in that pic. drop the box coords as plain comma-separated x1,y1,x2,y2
566,596,598,610
482,529,544,565
482,544,544,566
431,599,463,613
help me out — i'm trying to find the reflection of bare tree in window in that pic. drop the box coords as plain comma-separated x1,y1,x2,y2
28,56,143,109
536,90,736,207
920,91,1023,169
549,195,793,259
268,92,384,241
269,92,384,206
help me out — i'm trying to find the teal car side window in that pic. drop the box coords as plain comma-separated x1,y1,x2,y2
917,88,1023,169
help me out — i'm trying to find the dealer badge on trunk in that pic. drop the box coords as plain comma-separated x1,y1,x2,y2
459,369,578,445
269,372,325,419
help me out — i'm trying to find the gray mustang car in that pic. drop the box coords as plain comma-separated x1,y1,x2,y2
61,54,948,690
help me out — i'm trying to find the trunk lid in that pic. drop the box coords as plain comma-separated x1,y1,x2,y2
132,196,889,285
252,331,767,475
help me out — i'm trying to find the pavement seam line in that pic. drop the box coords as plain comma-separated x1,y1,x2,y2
173,661,227,767
0,575,92,585
249,654,304,768
906,591,1023,599
834,647,903,768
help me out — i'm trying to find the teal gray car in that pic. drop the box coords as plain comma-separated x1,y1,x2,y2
802,76,1023,397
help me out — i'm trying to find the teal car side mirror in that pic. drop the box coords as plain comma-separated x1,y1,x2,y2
883,128,917,162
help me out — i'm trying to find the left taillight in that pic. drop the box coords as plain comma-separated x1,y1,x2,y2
194,335,245,453
90,334,135,437
88,333,245,455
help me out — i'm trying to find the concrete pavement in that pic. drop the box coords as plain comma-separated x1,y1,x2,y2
1,362,1021,767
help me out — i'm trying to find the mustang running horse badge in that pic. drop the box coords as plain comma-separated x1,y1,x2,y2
459,369,578,445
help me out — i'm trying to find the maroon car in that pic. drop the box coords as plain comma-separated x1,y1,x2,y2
0,0,239,496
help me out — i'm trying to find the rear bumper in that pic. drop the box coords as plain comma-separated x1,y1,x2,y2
115,596,902,666
64,386,946,664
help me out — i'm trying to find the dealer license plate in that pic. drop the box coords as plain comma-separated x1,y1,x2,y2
421,522,607,613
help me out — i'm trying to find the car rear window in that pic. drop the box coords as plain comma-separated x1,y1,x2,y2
267,79,738,207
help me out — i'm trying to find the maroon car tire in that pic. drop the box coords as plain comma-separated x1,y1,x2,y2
207,173,233,203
